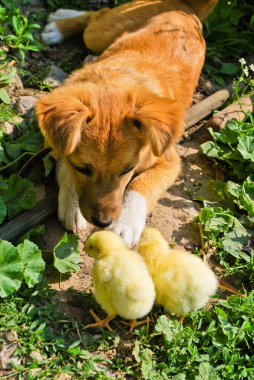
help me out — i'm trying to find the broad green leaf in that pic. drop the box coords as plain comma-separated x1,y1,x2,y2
237,136,254,162
53,233,81,273
17,131,43,153
196,362,220,380
218,63,238,75
191,180,227,203
0,177,8,191
154,315,178,342
222,223,250,260
205,213,233,233
5,142,22,160
201,141,221,158
0,240,22,297
0,196,7,224
16,224,45,246
17,239,45,287
226,181,241,199
12,15,19,33
0,144,4,164
0,88,10,104
209,122,241,144
242,179,254,215
43,155,54,177
0,68,14,85
2,174,36,219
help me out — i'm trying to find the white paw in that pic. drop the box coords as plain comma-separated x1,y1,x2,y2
41,21,64,45
48,9,86,22
57,160,87,234
110,191,147,248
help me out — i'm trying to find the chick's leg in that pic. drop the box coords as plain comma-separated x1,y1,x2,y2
84,309,116,331
121,317,150,332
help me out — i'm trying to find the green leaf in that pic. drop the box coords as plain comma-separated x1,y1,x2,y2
16,224,45,247
218,63,238,75
17,131,43,153
191,180,227,203
17,239,45,288
201,141,221,158
195,362,220,380
43,155,54,177
0,240,22,297
0,88,10,104
53,233,81,273
0,144,4,163
237,136,254,162
154,315,178,342
12,15,19,33
242,179,254,215
5,142,22,160
2,174,36,219
221,218,250,260
0,195,7,224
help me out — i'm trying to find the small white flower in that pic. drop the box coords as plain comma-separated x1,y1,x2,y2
249,64,254,72
243,66,249,77
239,58,246,65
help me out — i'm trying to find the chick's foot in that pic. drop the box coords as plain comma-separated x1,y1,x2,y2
121,317,150,332
83,309,116,331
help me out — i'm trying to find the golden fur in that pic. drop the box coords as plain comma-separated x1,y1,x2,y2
36,0,218,241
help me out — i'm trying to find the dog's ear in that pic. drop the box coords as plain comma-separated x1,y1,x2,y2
131,91,184,156
36,90,91,156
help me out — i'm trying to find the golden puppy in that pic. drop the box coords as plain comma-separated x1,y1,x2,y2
36,0,218,246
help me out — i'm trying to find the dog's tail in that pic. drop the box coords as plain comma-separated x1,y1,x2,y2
183,0,219,21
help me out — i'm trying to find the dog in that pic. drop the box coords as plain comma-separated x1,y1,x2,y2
36,0,218,247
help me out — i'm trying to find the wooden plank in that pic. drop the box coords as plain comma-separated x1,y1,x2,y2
0,192,58,241
185,86,233,129
206,95,254,130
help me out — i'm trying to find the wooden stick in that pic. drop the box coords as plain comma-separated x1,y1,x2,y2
205,94,254,130
185,86,233,129
0,192,58,241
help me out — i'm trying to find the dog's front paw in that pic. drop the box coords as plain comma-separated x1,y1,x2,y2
58,200,87,234
57,162,87,234
110,191,147,248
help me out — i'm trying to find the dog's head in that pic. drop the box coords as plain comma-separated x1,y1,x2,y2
36,82,184,227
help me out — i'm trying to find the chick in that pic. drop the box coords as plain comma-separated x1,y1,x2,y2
84,230,155,331
138,228,218,319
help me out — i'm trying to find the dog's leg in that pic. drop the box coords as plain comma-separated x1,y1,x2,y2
57,159,87,233
111,147,181,247
42,10,93,45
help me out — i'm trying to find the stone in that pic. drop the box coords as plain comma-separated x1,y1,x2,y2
7,70,23,95
44,65,67,88
16,95,37,117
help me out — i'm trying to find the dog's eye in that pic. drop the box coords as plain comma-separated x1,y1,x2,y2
120,167,134,176
75,164,93,177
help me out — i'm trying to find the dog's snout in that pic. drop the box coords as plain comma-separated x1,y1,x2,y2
91,217,112,228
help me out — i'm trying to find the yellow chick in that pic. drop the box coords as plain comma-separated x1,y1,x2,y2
138,228,218,319
84,230,155,331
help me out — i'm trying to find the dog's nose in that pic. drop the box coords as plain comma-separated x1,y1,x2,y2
91,217,112,228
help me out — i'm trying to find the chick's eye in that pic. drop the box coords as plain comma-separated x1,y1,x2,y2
75,164,93,177
120,167,134,176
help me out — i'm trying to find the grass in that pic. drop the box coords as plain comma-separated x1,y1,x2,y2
204,0,254,85
0,0,254,379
